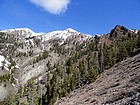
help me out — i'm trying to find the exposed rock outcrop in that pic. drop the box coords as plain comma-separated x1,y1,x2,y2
110,25,133,38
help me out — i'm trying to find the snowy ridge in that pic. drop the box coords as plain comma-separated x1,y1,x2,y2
1,28,35,34
0,28,44,38
44,28,80,41
0,27,92,43
129,29,139,34
66,28,78,33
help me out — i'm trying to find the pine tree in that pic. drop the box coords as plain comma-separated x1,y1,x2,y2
88,67,99,83
117,43,127,62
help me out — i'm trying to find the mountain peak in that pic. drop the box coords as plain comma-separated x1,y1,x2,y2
66,28,77,33
114,25,128,31
110,25,131,38
1,28,35,34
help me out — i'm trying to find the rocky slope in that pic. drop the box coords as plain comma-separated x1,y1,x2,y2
0,28,93,103
0,25,139,105
55,53,140,105
0,28,92,84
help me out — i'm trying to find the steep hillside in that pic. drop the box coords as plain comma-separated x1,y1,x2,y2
0,28,92,84
0,28,93,104
0,25,139,105
56,53,140,105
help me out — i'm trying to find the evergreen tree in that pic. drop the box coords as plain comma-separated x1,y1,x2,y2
88,67,99,82
117,43,127,62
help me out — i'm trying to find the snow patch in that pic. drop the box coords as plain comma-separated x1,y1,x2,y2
12,83,15,87
0,55,10,71
1,28,35,34
130,29,139,34
95,34,101,37
44,28,82,42
135,30,139,34
66,28,77,33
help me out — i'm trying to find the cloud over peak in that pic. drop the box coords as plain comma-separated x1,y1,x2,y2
30,0,70,14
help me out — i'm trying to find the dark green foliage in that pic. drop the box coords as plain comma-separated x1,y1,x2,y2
28,50,33,56
66,57,72,66
136,33,140,48
103,44,117,69
42,50,49,59
34,97,40,105
117,43,127,62
33,50,49,63
0,74,11,83
10,60,16,67
88,67,99,82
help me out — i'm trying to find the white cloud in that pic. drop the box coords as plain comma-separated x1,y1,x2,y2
30,0,70,14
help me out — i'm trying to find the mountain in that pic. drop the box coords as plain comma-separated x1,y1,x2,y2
0,27,92,83
110,25,139,38
55,53,140,105
0,28,93,103
0,25,140,105
1,28,35,35
1,27,91,42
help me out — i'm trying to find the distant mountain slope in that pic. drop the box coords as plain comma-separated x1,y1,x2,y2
0,28,91,42
0,28,92,84
56,53,140,105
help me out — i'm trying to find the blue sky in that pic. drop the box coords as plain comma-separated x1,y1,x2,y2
0,0,140,35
